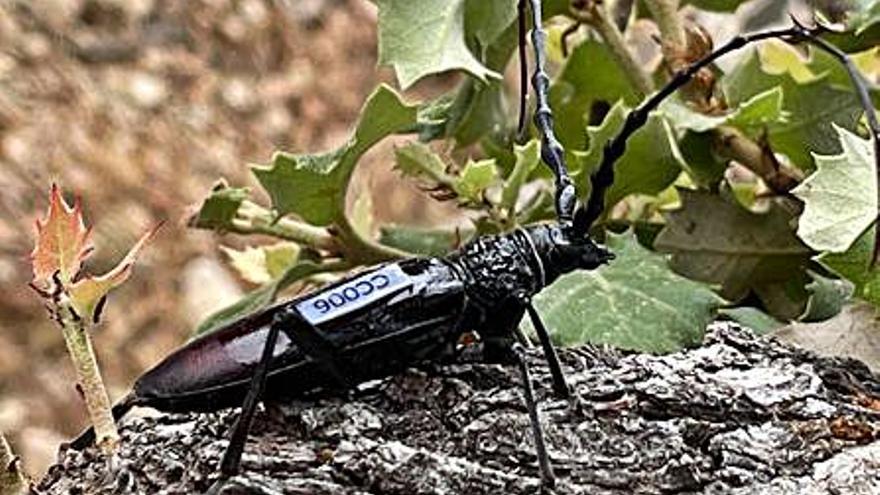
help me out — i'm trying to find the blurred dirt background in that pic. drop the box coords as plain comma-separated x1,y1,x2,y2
0,0,459,477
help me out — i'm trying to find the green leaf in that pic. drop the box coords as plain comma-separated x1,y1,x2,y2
682,0,744,12
820,226,880,306
454,159,498,204
395,142,498,206
376,0,501,88
189,182,249,230
575,102,684,212
801,271,854,322
252,85,418,225
722,43,867,168
718,307,784,335
677,131,727,188
379,225,472,256
753,273,812,321
550,40,640,150
654,190,813,318
792,125,877,252
221,242,301,285
193,262,328,337
848,0,880,34
501,140,540,213
464,0,517,53
529,231,724,352
395,142,450,183
192,283,275,338
450,80,507,147
662,86,785,134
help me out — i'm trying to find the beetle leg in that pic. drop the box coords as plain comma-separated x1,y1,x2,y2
512,342,556,489
516,294,570,399
525,303,570,399
209,309,285,492
278,307,355,390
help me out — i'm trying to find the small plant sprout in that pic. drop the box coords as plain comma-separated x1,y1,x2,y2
29,184,159,456
0,431,28,494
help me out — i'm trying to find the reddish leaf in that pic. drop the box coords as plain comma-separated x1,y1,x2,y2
30,184,93,285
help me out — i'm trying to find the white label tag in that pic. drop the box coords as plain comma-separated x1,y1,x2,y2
296,264,412,325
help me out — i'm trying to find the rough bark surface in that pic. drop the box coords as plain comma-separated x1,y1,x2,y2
39,323,880,494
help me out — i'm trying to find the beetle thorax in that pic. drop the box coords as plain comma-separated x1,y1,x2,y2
445,230,545,308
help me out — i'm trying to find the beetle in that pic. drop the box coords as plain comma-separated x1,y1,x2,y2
69,3,878,493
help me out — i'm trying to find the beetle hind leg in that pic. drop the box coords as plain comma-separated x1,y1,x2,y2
512,342,557,489
207,307,354,494
207,310,285,493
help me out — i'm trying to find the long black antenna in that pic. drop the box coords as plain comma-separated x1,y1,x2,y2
573,22,880,251
524,0,577,226
517,0,529,135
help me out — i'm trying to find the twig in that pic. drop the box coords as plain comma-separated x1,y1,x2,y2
0,432,28,495
643,0,687,66
569,1,655,95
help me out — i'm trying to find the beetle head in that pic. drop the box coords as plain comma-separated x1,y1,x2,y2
525,224,614,287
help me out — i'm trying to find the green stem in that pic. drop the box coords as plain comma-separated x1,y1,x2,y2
0,432,27,495
58,298,118,456
574,3,654,95
233,201,340,252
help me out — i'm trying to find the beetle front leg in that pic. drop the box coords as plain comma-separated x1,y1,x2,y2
516,293,570,399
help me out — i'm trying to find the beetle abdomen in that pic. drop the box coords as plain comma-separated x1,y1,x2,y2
132,258,468,412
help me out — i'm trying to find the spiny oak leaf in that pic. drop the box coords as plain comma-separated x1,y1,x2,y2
31,184,94,285
394,142,499,206
550,40,639,151
252,85,417,226
376,0,501,89
654,189,813,319
67,223,160,323
574,102,684,214
792,125,877,253
188,181,249,230
722,41,867,169
528,231,724,352
662,86,786,134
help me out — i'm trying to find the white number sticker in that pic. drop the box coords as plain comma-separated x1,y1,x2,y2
296,264,411,325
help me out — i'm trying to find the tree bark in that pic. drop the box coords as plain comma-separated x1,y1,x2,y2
39,323,880,494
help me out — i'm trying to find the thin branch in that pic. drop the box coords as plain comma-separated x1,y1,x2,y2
570,2,654,95
0,432,27,494
644,0,687,65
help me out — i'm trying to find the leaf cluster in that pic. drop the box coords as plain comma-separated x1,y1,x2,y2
189,0,880,352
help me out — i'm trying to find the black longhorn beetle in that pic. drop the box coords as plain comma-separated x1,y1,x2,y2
69,2,879,492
